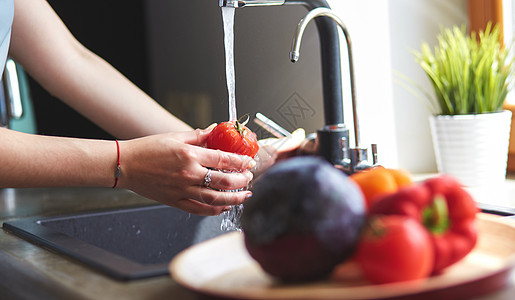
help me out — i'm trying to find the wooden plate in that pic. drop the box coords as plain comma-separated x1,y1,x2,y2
169,214,515,299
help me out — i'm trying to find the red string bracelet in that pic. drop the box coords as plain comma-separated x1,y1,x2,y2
112,139,121,188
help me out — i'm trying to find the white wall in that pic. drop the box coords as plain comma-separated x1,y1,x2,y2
504,0,515,105
388,0,468,173
328,0,468,172
328,1,398,168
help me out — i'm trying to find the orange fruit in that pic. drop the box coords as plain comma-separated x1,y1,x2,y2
350,167,412,210
386,168,413,188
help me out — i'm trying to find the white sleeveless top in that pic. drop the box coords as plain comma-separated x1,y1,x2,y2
0,0,14,75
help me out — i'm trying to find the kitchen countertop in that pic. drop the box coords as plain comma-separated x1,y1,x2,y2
0,184,514,300
413,173,515,215
0,187,197,300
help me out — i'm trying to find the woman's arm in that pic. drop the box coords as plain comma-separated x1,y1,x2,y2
9,0,189,139
0,127,116,188
2,0,256,216
0,126,255,215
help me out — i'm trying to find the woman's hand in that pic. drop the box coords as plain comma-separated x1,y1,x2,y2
118,127,256,216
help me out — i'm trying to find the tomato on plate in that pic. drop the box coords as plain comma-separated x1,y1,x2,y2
355,215,434,284
206,119,259,157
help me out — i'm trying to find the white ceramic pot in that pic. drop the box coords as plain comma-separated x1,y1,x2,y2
429,110,512,188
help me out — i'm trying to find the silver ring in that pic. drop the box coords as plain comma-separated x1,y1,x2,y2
203,169,212,188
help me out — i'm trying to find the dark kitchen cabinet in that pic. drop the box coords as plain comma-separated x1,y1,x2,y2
28,1,148,139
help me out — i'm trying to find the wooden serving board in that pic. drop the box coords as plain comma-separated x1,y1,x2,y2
169,214,515,299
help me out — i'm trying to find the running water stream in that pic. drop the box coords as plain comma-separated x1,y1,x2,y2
221,6,244,232
222,7,237,121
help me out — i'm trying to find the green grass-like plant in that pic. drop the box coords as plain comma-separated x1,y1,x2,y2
413,23,514,115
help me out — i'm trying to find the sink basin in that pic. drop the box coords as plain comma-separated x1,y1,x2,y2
2,205,232,280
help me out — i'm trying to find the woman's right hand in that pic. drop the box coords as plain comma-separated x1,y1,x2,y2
117,127,256,216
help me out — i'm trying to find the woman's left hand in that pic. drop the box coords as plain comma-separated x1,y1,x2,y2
117,126,256,216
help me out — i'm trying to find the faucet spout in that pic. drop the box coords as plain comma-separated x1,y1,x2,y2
289,7,360,148
219,0,285,8
290,8,343,63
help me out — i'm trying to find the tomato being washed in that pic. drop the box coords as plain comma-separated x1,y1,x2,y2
206,119,259,157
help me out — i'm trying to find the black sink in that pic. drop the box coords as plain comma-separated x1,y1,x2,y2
2,205,231,280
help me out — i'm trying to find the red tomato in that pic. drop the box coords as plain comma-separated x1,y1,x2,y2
206,120,259,157
356,215,434,284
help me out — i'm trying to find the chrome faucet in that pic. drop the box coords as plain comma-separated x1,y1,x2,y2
219,1,377,173
289,7,377,172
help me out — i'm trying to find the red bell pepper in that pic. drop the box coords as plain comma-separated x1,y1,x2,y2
369,175,478,274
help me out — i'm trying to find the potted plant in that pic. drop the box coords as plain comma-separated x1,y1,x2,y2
413,23,514,187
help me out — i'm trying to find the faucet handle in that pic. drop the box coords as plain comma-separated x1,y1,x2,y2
371,144,378,165
348,144,379,173
349,147,368,173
